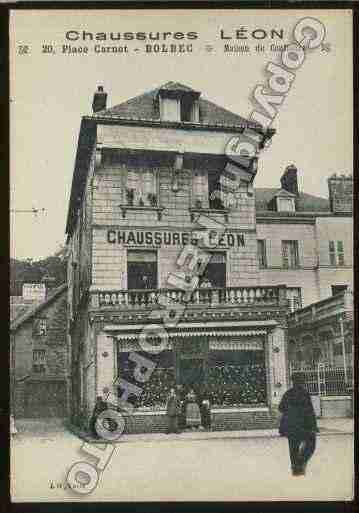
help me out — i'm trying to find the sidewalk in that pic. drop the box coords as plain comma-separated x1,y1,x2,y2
69,417,354,444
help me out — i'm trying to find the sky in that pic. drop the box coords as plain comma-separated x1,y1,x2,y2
10,9,353,260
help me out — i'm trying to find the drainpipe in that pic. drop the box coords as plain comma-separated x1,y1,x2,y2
339,315,348,384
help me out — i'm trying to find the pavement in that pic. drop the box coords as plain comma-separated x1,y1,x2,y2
13,416,354,443
11,419,354,501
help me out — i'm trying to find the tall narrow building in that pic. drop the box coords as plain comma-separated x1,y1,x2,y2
66,82,352,433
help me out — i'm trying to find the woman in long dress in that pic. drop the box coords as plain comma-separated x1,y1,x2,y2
185,389,201,429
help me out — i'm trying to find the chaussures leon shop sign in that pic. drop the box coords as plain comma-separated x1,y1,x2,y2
106,229,246,247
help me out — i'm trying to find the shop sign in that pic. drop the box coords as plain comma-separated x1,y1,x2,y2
107,229,245,247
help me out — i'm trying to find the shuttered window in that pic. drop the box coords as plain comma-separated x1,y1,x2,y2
329,240,345,266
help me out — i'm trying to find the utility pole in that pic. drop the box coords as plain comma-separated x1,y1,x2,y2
10,207,46,216
10,206,47,269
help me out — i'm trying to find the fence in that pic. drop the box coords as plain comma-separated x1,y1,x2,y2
290,363,353,397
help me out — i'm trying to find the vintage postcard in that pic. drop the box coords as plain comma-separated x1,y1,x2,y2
10,8,354,502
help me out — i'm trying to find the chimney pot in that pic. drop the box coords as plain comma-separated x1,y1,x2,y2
280,164,299,196
92,86,107,113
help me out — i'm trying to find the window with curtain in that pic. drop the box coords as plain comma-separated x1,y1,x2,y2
282,240,299,269
125,168,157,207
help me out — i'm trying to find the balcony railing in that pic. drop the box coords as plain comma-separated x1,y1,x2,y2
288,289,353,326
90,286,288,310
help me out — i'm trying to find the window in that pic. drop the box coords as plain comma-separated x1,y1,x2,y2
329,240,345,266
125,169,157,207
192,170,208,208
287,287,302,311
333,343,343,357
199,252,226,288
345,336,353,354
33,350,46,373
257,240,267,269
160,96,199,123
33,318,47,336
296,350,303,362
180,96,193,122
127,250,157,290
160,98,180,121
277,197,295,212
331,285,348,296
312,346,322,363
282,240,299,269
208,170,224,210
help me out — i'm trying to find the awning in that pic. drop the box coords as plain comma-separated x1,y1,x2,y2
113,329,267,341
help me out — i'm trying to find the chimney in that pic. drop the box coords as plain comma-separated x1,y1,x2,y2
328,173,353,214
92,86,107,113
280,164,299,196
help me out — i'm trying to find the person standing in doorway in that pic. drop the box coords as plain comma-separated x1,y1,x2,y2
278,373,319,476
185,389,201,430
166,388,180,434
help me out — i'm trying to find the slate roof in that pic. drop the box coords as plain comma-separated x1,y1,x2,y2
10,298,38,323
10,284,67,331
94,81,260,129
255,188,330,213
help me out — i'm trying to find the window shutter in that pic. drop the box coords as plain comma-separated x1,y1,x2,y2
337,240,345,266
121,165,128,203
296,240,303,268
329,240,336,266
193,171,202,203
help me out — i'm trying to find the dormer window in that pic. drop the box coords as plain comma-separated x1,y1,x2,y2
277,196,295,212
160,98,180,121
157,82,200,123
269,189,296,212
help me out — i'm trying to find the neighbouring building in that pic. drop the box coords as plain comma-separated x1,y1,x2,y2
66,82,353,433
10,284,69,418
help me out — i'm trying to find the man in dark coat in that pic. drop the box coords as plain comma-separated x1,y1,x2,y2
278,373,319,476
166,388,180,434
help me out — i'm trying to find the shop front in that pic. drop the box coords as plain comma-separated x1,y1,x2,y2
91,322,287,433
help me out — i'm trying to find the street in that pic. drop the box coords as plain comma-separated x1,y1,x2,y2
11,422,354,502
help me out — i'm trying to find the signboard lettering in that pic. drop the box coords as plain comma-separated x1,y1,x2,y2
107,229,245,247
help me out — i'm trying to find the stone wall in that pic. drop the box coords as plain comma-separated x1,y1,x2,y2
12,289,69,418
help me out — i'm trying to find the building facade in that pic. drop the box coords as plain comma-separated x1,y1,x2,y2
10,284,69,418
66,83,353,432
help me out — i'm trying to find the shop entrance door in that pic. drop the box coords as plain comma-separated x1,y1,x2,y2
179,358,205,388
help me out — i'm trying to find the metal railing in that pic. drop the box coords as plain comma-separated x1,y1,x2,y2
288,290,353,325
290,363,353,396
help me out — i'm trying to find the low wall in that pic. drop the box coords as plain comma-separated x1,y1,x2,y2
320,396,352,418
